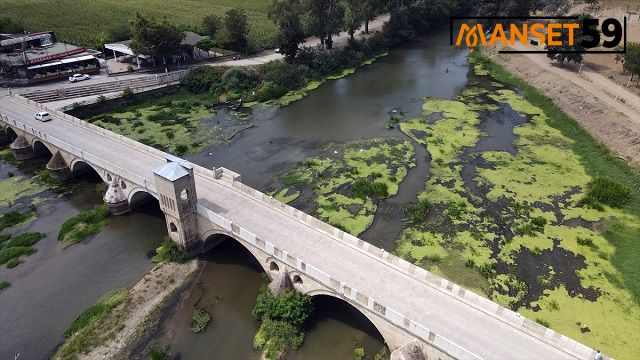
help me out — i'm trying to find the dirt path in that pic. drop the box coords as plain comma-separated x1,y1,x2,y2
79,261,200,360
486,46,640,163
208,14,390,67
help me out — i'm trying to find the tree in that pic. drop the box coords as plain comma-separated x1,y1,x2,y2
202,14,221,37
543,0,571,16
362,0,384,34
344,0,365,39
304,0,344,49
545,15,588,66
129,13,185,71
222,9,249,54
623,43,640,85
268,0,306,60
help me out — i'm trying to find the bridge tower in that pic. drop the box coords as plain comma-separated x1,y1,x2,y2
153,157,200,255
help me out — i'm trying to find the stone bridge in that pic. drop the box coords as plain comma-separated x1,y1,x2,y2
0,92,601,360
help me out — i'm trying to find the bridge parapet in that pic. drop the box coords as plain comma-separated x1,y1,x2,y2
204,168,598,360
0,112,152,192
196,203,480,360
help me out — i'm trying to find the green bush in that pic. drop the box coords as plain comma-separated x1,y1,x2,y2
122,87,134,99
352,179,389,199
6,258,21,268
5,232,44,248
190,309,211,333
0,210,35,230
0,281,9,292
182,66,223,93
251,288,312,359
354,347,366,360
64,288,128,337
580,177,632,210
0,246,36,265
252,289,313,327
58,204,110,246
403,198,432,225
254,81,288,102
222,67,260,93
153,237,186,263
260,61,304,90
0,233,10,246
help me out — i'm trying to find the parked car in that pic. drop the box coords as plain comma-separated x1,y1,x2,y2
34,112,52,122
69,73,90,83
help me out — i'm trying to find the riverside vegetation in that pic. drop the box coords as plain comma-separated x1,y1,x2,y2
252,286,313,359
393,52,640,359
266,50,640,359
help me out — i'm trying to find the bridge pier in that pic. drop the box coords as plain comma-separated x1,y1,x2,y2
46,151,72,181
103,178,130,215
9,136,37,160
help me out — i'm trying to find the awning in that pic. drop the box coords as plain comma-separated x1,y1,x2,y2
105,42,135,56
27,55,96,70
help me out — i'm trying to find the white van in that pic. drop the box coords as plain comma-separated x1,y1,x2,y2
34,112,52,122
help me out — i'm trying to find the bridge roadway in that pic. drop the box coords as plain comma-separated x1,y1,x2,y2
0,95,587,359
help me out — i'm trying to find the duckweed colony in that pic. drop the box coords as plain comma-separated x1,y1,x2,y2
87,93,218,156
267,138,415,236
270,59,640,359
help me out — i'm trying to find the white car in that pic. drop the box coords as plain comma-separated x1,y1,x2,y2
34,112,52,122
69,73,90,83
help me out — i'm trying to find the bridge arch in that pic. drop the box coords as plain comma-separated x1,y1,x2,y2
32,139,53,158
200,231,270,274
128,187,157,210
305,290,389,348
69,159,106,182
4,126,17,139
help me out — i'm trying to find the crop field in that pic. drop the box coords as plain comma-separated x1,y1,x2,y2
1,0,277,50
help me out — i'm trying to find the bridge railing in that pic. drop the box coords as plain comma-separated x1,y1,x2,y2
3,93,597,359
204,169,598,360
196,203,481,360
0,112,152,191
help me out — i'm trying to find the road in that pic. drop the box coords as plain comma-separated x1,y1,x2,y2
0,94,591,360
511,43,640,123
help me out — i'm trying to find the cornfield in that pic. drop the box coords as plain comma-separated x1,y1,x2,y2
1,0,278,51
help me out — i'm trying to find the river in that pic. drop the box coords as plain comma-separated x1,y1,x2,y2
0,32,470,359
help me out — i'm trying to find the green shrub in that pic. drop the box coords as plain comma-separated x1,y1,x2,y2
153,237,186,263
580,177,632,209
222,67,259,93
577,236,594,247
252,289,313,327
0,281,9,292
354,347,366,360
181,66,223,93
64,288,128,337
0,246,36,265
96,95,107,104
0,210,35,230
351,179,389,199
5,232,44,248
190,309,211,333
127,64,134,72
254,318,304,359
175,144,189,156
6,258,21,268
403,198,432,225
0,233,10,246
535,318,550,327
254,81,288,102
58,204,110,246
122,87,134,99
260,61,304,90
149,345,170,360
148,110,176,125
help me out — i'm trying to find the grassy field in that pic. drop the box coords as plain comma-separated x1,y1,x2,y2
2,0,277,50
